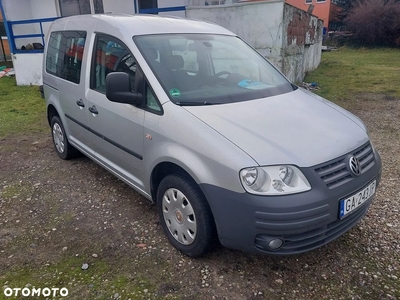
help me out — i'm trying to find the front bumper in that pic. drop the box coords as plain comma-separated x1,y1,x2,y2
200,149,382,255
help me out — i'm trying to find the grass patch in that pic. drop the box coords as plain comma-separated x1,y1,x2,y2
0,182,32,199
0,77,47,138
304,47,400,105
1,256,159,299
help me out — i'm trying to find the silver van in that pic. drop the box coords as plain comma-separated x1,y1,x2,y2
43,14,382,257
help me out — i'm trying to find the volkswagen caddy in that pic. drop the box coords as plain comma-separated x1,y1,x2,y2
43,14,382,257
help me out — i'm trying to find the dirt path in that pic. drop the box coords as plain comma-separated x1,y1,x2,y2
1,94,399,299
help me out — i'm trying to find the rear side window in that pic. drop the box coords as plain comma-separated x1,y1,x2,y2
46,31,87,84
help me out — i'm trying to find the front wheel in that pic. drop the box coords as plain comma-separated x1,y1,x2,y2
157,173,216,257
51,116,78,160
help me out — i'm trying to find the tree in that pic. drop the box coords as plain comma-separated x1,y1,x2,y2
334,0,351,7
333,0,356,22
333,0,400,25
345,0,400,46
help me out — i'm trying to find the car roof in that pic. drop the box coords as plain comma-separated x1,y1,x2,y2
53,14,236,37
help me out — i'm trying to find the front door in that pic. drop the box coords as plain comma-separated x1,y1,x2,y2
86,34,145,190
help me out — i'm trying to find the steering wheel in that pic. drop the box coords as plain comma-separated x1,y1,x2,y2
207,71,231,86
114,53,136,72
213,71,230,79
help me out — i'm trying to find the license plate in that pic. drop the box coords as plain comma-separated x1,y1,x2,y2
339,180,376,219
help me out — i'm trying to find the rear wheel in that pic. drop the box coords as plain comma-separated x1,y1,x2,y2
157,173,216,257
51,116,78,160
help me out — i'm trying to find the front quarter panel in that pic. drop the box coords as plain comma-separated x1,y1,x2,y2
143,102,256,196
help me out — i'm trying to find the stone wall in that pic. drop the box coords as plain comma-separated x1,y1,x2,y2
282,3,323,83
186,0,323,82
186,1,285,71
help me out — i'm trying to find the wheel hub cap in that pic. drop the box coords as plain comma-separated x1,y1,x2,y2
175,210,183,223
53,123,64,153
162,188,197,245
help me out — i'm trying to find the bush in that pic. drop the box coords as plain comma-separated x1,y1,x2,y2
345,0,400,46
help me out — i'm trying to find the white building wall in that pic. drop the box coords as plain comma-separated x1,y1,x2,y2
157,0,185,17
103,0,135,14
13,53,43,85
2,0,35,48
31,0,59,46
186,0,206,5
30,0,58,18
2,0,59,85
2,0,57,49
2,0,33,20
186,1,285,71
159,10,185,17
158,0,184,8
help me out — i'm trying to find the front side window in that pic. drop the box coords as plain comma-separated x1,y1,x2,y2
145,85,161,112
91,35,137,93
90,35,162,113
135,34,293,105
46,31,86,84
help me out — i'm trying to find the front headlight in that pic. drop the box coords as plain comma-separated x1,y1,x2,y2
239,165,311,195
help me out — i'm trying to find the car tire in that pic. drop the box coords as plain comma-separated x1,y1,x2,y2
157,172,216,257
51,116,78,160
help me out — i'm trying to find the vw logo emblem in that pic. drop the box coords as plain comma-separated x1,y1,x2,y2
349,156,361,176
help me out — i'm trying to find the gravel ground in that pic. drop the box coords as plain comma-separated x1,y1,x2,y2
0,93,399,299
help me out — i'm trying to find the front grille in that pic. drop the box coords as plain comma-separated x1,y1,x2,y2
255,204,330,232
354,143,375,173
255,198,372,255
314,142,375,189
280,198,371,253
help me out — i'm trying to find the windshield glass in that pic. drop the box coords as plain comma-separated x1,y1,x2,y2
134,34,294,105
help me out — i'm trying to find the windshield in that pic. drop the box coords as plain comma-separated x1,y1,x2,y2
134,34,294,105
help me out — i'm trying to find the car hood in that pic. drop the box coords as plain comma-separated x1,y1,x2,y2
183,88,369,167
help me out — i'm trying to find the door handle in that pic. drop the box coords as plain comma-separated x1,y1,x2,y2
89,105,98,115
76,99,85,107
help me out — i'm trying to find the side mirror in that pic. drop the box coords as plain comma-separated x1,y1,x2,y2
106,72,142,106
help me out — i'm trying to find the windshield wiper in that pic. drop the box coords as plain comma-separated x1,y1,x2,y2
176,101,222,106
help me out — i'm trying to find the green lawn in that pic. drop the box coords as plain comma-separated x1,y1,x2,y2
304,47,400,105
0,77,47,138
